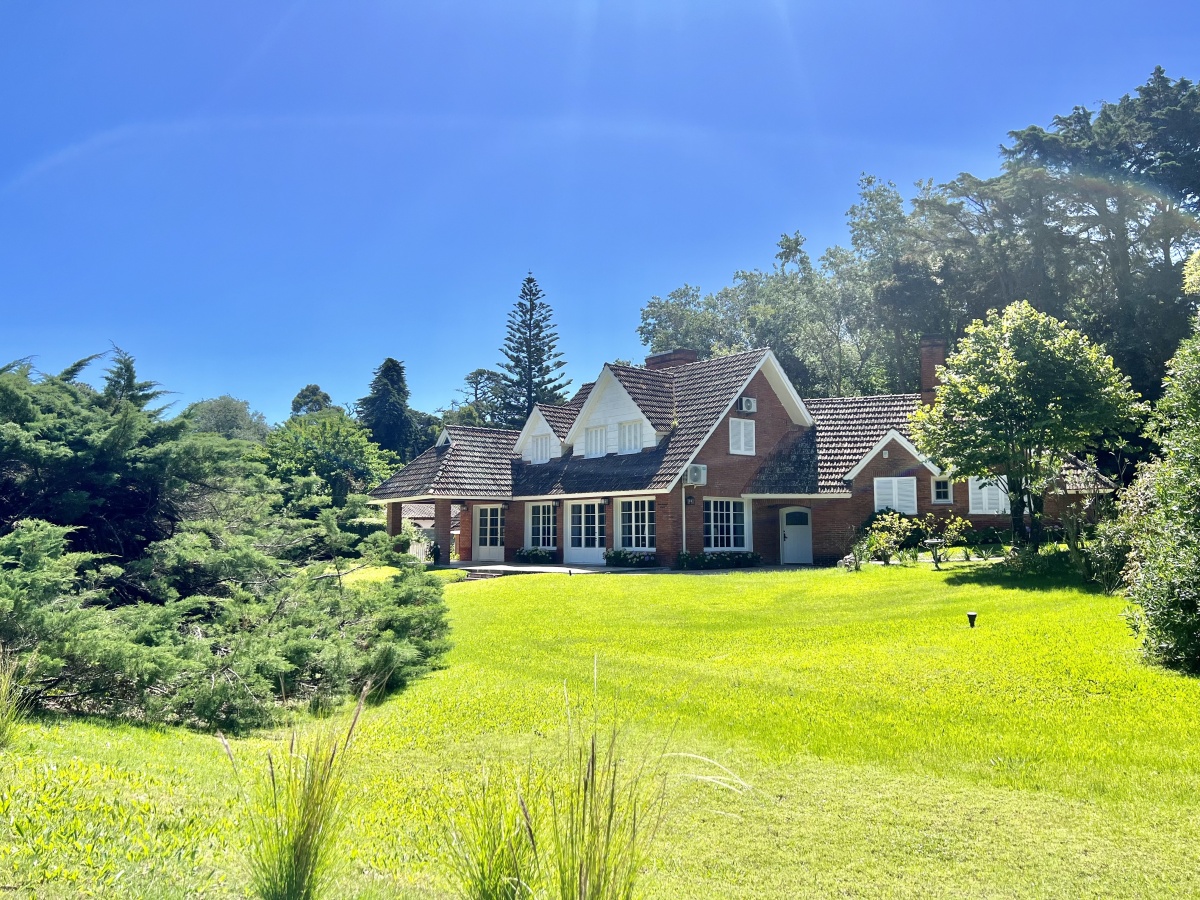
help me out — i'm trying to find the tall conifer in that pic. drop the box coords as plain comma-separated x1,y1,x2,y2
358,357,415,459
497,274,570,426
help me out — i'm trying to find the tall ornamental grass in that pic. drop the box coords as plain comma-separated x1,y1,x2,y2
0,654,26,749
442,767,540,900
221,689,366,900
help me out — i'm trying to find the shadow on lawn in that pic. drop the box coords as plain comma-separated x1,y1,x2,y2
941,555,1102,594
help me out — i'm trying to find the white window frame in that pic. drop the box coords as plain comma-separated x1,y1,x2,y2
729,418,756,456
932,478,953,504
874,477,918,515
531,434,553,465
618,421,642,455
968,476,1011,515
703,498,750,551
584,425,607,459
526,502,558,548
618,497,656,550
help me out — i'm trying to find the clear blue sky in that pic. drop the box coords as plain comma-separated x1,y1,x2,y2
1,2,1195,422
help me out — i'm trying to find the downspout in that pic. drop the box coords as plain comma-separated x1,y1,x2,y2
681,483,687,559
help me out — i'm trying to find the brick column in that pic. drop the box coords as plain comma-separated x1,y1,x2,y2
386,502,403,537
434,498,453,561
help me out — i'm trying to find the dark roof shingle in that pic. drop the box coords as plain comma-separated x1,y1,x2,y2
804,394,921,492
369,425,519,500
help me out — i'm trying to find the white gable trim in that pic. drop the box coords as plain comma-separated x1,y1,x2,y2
513,406,553,457
843,429,941,482
663,351,813,492
561,366,651,449
435,428,452,446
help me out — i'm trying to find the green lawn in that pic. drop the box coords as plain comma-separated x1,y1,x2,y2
5,564,1200,897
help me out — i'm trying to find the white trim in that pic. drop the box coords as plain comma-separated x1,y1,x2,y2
524,501,558,550
843,429,941,482
562,367,649,448
729,417,756,455
701,496,752,552
741,492,852,499
616,496,657,551
931,477,953,504
664,351,813,492
435,428,452,446
513,407,559,459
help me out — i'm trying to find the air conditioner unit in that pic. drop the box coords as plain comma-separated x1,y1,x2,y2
684,463,708,486
737,397,757,413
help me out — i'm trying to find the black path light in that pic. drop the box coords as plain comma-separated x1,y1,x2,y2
967,611,978,628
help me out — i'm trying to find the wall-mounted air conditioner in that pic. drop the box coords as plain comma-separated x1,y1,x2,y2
684,464,708,486
737,397,757,413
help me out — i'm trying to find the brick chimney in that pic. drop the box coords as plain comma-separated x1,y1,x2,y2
644,348,699,371
919,335,947,405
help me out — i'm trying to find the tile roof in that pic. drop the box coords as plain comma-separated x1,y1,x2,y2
1058,454,1119,493
606,365,675,431
803,394,922,493
369,425,519,500
746,428,819,494
646,349,768,491
396,502,462,529
534,384,589,442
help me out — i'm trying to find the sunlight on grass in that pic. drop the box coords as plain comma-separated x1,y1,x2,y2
6,565,1200,897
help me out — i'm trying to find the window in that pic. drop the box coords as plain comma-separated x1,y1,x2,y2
619,498,656,549
570,501,606,548
969,476,1010,515
703,499,747,549
528,503,557,548
585,425,607,458
618,421,642,454
874,477,918,515
729,418,756,455
932,479,952,504
477,506,504,547
531,434,553,464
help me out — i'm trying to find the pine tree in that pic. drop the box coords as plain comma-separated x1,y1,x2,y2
358,358,415,459
497,274,570,426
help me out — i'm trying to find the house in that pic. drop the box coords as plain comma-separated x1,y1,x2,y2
368,339,1112,566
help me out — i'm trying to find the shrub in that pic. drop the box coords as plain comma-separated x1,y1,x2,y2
222,692,365,900
676,551,762,570
864,512,918,565
514,547,554,564
603,549,659,568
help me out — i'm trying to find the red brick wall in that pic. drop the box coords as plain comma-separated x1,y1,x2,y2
459,501,475,562
386,502,402,537
504,502,524,562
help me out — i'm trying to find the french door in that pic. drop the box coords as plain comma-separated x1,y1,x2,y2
474,505,505,562
564,500,606,565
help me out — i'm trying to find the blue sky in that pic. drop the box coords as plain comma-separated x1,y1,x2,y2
1,2,1196,422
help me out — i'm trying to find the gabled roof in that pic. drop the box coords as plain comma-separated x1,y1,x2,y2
534,382,593,441
606,365,675,431
368,425,519,501
804,394,922,492
843,428,941,481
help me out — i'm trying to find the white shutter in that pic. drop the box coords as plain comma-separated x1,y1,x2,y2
896,477,917,515
969,476,1011,515
729,418,755,455
743,419,755,454
874,477,896,512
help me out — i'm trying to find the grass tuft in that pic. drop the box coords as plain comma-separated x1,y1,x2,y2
222,687,366,900
0,654,27,749
441,766,540,900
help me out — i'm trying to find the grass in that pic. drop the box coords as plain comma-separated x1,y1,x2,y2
5,563,1200,897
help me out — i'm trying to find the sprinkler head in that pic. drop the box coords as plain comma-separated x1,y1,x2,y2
967,611,978,628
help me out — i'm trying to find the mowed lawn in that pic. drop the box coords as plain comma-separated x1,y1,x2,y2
6,564,1200,898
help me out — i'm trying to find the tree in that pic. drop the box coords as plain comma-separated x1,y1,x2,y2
496,274,570,426
291,384,333,416
910,301,1143,547
259,409,399,507
1123,314,1200,670
184,395,270,442
358,358,415,459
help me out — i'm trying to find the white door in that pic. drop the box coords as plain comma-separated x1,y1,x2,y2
564,501,607,565
474,505,505,562
781,507,813,565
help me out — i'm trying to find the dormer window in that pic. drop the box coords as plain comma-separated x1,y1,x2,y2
531,434,553,464
729,418,756,455
618,421,641,454
585,425,607,458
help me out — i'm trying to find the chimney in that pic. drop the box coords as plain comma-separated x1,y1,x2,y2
919,335,947,405
644,348,699,371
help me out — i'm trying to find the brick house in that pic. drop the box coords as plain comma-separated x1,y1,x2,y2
369,340,1110,566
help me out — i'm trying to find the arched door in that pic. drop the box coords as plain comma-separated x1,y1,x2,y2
780,507,813,565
